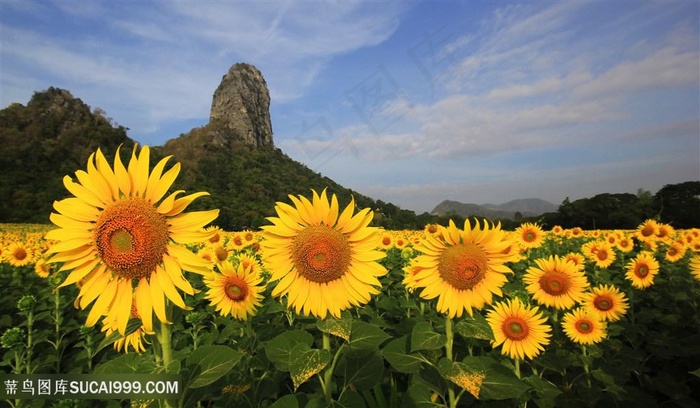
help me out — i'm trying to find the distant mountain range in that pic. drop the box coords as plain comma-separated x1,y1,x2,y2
431,198,559,220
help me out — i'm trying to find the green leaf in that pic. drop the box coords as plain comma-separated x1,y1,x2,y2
454,314,494,341
402,382,444,407
93,352,156,374
410,321,446,352
690,368,700,378
186,345,243,389
333,390,367,408
264,330,314,371
289,345,330,391
382,336,426,374
339,351,384,391
463,356,530,400
437,358,486,399
522,375,562,408
349,321,390,355
317,316,353,341
269,394,300,408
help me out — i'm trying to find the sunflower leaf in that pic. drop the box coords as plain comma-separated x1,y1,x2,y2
317,316,353,342
348,321,390,357
454,314,495,341
264,330,314,372
289,346,330,391
382,336,427,374
186,345,243,389
411,321,446,352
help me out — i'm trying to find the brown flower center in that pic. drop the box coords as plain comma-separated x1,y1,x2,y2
13,247,27,260
593,296,613,311
502,317,529,340
292,225,351,283
523,231,537,242
635,263,649,278
224,277,248,301
438,243,488,290
539,271,571,296
94,197,169,280
575,320,593,334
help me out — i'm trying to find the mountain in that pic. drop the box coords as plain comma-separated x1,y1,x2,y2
431,198,558,220
0,65,379,229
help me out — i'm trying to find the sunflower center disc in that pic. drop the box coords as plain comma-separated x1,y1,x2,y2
503,317,529,340
576,320,593,333
636,264,649,277
14,248,27,260
524,232,536,242
292,225,351,283
94,197,169,280
225,278,248,301
594,297,612,311
438,243,488,290
539,272,570,296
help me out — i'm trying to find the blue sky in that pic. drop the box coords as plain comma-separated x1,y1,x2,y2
2,1,699,214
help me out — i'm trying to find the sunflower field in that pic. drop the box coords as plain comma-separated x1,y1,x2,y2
1,146,699,408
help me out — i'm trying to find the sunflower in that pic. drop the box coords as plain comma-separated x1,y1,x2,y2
515,222,544,249
261,189,387,319
4,242,33,267
486,297,551,360
562,308,607,345
635,219,660,243
591,241,616,268
101,310,150,354
46,145,219,335
204,261,264,320
690,255,700,282
523,255,589,310
625,251,659,289
378,232,394,250
615,236,634,253
34,258,52,278
581,284,628,322
409,219,518,318
664,242,686,262
563,252,586,270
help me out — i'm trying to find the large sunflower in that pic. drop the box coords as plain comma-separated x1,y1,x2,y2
261,189,387,319
625,251,659,289
562,308,607,345
581,284,628,322
523,255,589,310
46,145,219,335
204,260,264,320
409,219,518,318
486,297,551,360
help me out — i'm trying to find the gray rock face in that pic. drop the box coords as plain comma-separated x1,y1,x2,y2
210,63,274,148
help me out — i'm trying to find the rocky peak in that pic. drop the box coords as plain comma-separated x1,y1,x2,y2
210,63,274,148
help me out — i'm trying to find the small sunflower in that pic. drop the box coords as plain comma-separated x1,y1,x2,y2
261,189,387,319
4,242,33,267
562,308,607,345
591,241,616,268
625,251,659,289
34,258,53,278
515,222,544,249
486,297,551,360
664,242,686,262
635,219,660,243
101,305,150,354
378,232,394,250
615,236,634,253
581,284,628,322
46,145,219,335
409,219,518,318
689,255,700,282
523,255,589,310
204,261,264,320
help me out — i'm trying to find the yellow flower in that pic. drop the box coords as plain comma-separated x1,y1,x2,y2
34,258,53,278
523,255,589,310
581,284,628,322
261,189,387,319
635,219,660,243
591,241,616,268
410,219,518,318
562,308,607,345
204,261,264,320
101,305,150,354
3,242,33,267
46,145,219,335
378,232,394,250
625,251,659,289
486,297,551,360
690,255,700,282
515,222,544,249
664,242,686,262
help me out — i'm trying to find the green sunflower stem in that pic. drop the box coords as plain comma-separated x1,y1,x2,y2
156,313,175,408
581,345,591,387
514,358,521,379
321,332,334,403
445,316,457,408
